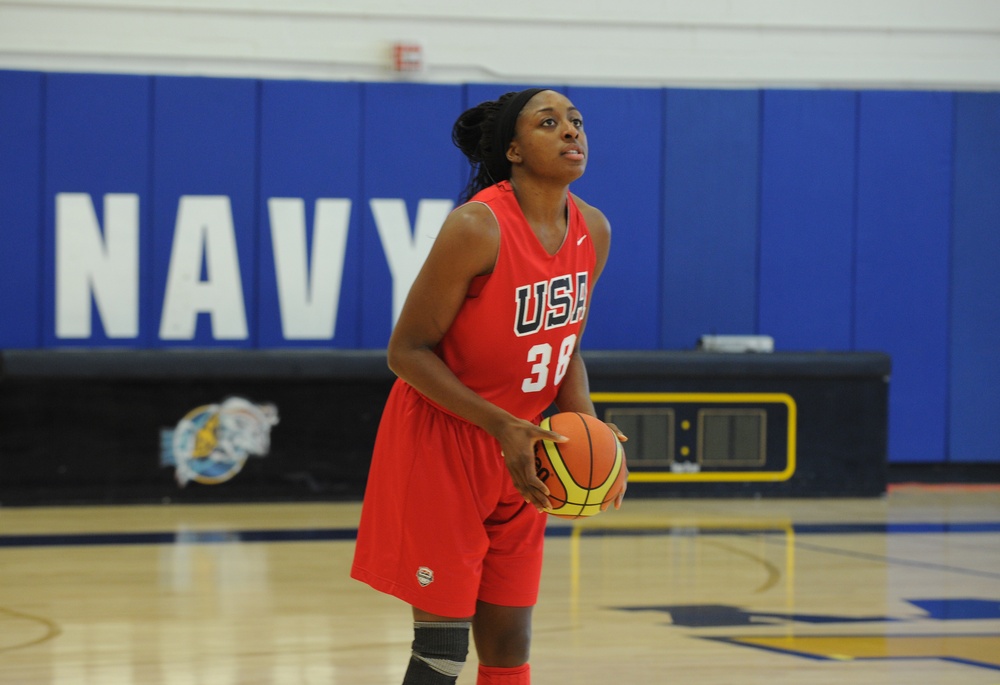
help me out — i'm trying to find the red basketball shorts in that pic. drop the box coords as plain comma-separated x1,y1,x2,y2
351,380,547,618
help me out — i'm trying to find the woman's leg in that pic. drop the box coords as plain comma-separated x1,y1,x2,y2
472,602,533,683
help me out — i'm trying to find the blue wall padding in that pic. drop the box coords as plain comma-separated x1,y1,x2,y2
854,91,954,462
0,71,43,348
358,83,465,347
150,76,258,348
2,69,1000,463
759,90,857,352
566,86,664,350
949,93,1000,463
257,80,364,348
42,73,153,347
661,89,761,349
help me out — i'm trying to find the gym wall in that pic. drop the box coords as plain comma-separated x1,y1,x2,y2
1,74,998,465
0,1,998,470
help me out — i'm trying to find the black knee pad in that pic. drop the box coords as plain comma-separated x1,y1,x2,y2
403,621,471,684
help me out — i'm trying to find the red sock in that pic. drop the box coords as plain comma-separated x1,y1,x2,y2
477,663,530,684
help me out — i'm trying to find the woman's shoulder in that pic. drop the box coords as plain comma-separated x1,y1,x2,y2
570,193,610,236
448,199,499,234
436,200,501,265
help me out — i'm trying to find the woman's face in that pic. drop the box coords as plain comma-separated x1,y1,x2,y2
507,90,588,183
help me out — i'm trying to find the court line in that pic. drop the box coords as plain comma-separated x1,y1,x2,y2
0,528,357,547
0,607,61,652
1,521,999,548
758,536,1000,580
698,538,783,593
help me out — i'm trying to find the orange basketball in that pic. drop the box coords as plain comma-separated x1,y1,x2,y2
535,412,627,519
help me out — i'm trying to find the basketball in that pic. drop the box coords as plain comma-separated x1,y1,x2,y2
535,412,627,519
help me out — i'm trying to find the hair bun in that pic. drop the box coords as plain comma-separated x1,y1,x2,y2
451,105,489,161
451,91,535,202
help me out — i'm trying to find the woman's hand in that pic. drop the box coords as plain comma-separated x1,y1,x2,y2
603,421,628,511
495,418,567,512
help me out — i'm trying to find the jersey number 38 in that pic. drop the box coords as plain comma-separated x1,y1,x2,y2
521,334,577,393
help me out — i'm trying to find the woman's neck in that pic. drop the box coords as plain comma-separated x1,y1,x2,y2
508,177,569,228
508,177,570,254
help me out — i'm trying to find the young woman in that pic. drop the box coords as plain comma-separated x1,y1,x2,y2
351,87,626,685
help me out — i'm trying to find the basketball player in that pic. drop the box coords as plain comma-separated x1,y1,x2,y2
351,88,626,685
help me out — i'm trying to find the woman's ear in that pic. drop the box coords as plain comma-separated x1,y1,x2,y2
506,142,521,164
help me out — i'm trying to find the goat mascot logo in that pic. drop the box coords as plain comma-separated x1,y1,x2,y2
161,397,279,486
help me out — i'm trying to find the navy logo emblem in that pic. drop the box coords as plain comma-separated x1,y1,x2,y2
160,397,279,486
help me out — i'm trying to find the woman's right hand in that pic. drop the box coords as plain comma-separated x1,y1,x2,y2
494,417,567,512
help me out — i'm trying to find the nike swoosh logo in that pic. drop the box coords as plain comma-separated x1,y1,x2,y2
577,234,588,246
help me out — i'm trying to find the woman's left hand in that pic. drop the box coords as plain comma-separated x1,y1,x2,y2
603,421,628,511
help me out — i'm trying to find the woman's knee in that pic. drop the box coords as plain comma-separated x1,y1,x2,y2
472,603,533,667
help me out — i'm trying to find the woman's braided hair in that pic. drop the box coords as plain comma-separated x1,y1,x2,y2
451,88,547,203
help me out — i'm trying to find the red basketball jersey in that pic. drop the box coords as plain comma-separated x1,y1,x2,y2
434,181,595,421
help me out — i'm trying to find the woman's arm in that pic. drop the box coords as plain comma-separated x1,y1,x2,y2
552,197,609,416
386,202,565,511
553,199,628,508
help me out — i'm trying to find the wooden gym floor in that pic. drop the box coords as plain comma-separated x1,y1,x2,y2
1,487,999,684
